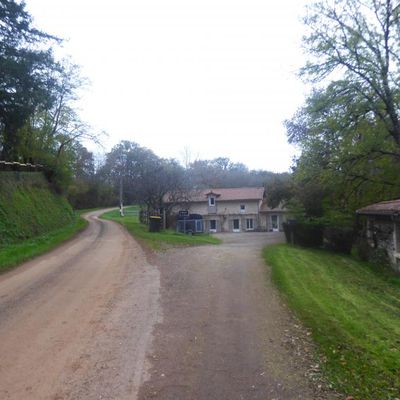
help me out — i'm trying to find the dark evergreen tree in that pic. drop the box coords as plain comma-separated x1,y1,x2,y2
0,0,60,160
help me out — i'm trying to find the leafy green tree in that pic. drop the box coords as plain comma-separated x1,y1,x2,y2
0,0,61,160
13,60,100,191
265,174,293,209
286,0,400,220
99,141,187,210
73,144,95,180
67,145,117,209
186,157,284,189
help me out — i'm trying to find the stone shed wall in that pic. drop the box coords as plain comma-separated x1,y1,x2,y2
365,216,400,272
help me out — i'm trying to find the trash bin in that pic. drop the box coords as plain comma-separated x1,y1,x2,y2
149,215,162,232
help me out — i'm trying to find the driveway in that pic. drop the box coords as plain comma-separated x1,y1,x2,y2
138,232,333,400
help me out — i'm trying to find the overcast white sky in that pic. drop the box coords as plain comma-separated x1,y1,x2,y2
25,0,310,172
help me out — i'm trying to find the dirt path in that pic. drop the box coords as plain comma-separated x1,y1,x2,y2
138,232,334,400
0,217,335,399
0,210,161,400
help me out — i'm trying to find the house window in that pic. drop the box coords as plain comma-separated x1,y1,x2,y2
233,219,240,232
209,219,217,232
240,204,245,212
246,218,254,230
209,197,215,206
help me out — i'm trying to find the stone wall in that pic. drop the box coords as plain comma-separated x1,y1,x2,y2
365,216,400,272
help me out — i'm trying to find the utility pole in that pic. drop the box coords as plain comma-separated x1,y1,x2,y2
119,175,124,217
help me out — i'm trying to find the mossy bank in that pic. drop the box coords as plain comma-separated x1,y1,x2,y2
0,171,86,272
0,171,75,244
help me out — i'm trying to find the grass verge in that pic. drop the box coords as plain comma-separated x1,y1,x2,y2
263,244,400,400
101,206,221,250
0,214,87,274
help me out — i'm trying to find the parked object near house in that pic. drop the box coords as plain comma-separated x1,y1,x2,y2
356,199,400,272
149,215,162,232
176,214,204,234
164,187,288,233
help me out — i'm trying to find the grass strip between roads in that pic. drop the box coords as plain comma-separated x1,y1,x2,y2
101,206,221,250
0,214,87,274
263,244,400,400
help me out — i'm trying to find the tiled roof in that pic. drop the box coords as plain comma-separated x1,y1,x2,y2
356,199,400,216
164,187,265,203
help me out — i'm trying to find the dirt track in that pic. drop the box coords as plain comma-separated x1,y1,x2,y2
0,210,160,400
0,213,334,399
138,232,332,400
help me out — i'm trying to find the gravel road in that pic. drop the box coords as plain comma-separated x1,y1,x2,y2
0,210,160,400
0,213,335,399
138,232,334,400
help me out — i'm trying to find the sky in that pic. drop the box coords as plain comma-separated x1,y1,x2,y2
25,0,311,172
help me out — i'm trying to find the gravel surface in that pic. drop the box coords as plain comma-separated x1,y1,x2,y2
0,210,161,400
138,232,339,400
0,216,338,400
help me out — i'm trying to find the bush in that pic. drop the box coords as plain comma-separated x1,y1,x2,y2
323,226,355,254
283,221,324,248
284,220,355,253
283,222,292,243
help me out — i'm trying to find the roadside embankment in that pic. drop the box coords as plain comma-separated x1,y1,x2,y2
0,171,86,272
264,243,400,400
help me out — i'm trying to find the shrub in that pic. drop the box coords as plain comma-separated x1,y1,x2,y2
323,226,355,254
283,221,323,248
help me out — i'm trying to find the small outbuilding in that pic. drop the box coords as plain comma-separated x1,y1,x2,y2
356,199,400,272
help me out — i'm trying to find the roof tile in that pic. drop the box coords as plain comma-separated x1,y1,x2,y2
356,199,400,215
164,187,265,203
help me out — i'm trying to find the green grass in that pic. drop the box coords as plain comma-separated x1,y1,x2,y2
0,172,75,244
101,206,221,250
263,244,400,400
0,214,87,273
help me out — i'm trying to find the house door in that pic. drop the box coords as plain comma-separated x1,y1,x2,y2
233,219,240,232
195,219,203,233
270,215,279,232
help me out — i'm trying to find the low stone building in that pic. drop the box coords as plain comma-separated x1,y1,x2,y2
356,199,400,272
164,187,287,233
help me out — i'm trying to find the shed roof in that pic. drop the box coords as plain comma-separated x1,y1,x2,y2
356,199,400,216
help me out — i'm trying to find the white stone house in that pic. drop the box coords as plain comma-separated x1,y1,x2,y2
356,199,400,272
164,187,287,233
